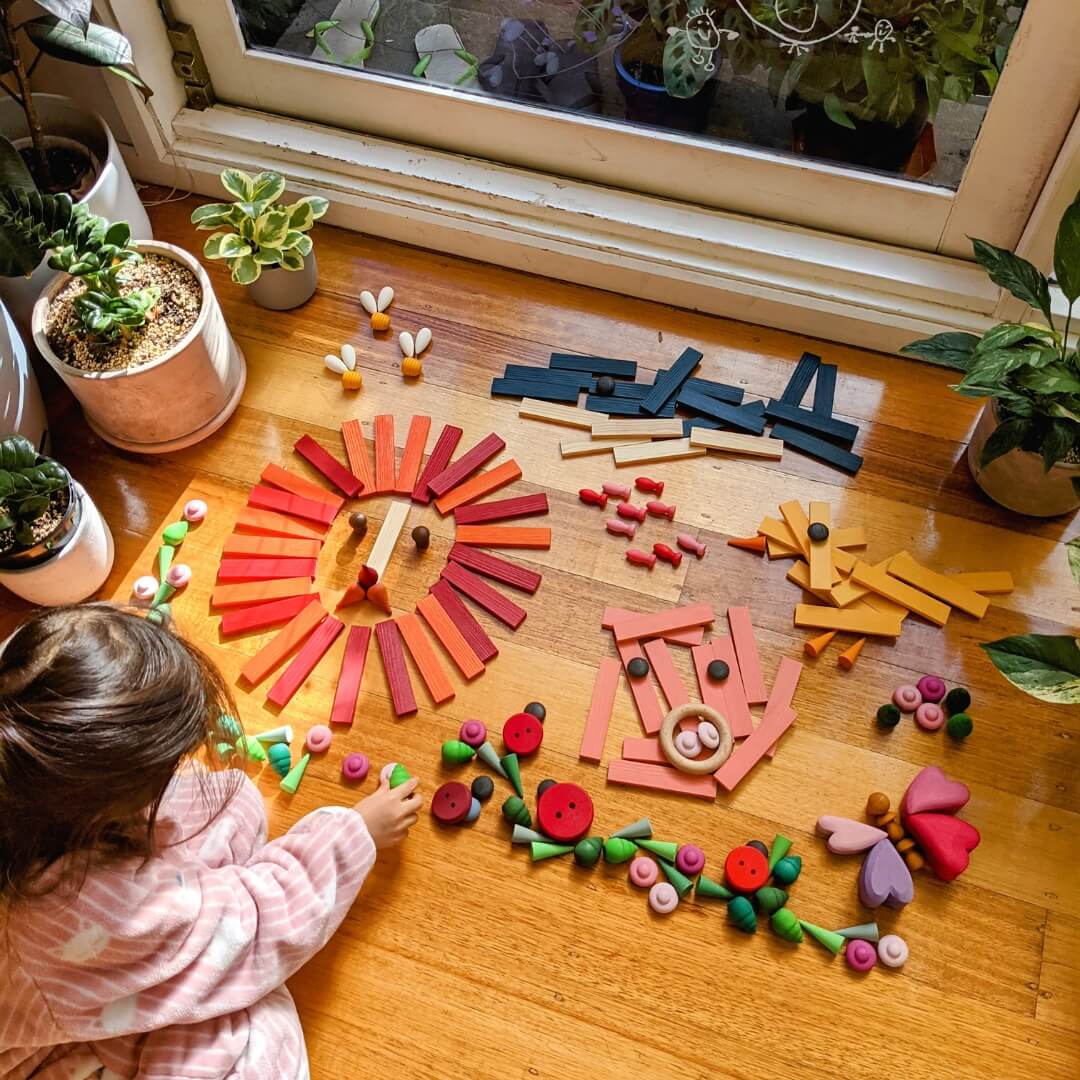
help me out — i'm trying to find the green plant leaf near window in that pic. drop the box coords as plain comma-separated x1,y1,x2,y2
1067,537,1080,587
1053,198,1080,304
972,238,1054,326
25,16,132,67
823,93,856,130
981,634,1080,705
663,28,711,100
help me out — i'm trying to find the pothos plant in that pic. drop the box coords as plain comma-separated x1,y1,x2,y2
0,434,69,549
191,169,330,286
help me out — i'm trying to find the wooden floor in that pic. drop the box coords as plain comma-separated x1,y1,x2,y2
8,197,1079,1079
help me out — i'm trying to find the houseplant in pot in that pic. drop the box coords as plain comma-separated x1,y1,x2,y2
0,433,113,604
191,168,329,311
903,190,1080,517
0,1,152,331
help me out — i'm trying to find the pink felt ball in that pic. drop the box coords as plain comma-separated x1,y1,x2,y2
132,575,158,601
305,725,332,753
183,499,208,523
341,753,369,783
846,938,877,973
629,856,659,889
166,563,192,588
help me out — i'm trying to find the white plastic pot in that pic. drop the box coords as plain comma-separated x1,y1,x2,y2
0,94,152,336
246,251,319,311
0,298,47,451
31,241,247,454
0,483,114,605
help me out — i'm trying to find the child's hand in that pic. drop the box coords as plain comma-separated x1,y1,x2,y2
358,777,422,848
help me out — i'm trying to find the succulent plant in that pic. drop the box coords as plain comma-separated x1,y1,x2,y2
0,434,69,548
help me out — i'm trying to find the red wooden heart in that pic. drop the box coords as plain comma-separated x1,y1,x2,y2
904,813,981,882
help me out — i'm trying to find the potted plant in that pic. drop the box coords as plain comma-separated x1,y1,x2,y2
0,433,113,605
903,191,1080,517
0,1,152,332
191,169,329,311
1,296,47,451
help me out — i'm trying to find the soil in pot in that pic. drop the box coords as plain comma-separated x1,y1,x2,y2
0,483,71,562
792,98,929,172
45,254,201,371
17,139,97,197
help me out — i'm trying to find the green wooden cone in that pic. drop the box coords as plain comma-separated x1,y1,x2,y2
696,874,734,900
531,841,574,861
441,739,476,765
770,907,804,943
236,735,267,762
574,836,603,867
611,817,652,841
146,605,171,626
659,859,694,899
151,581,177,609
255,725,293,745
754,886,788,914
279,752,311,795
501,796,531,828
501,753,523,797
511,824,548,844
158,544,176,579
476,740,508,778
603,837,637,864
728,895,757,933
800,920,846,955
389,763,412,788
835,922,880,943
162,520,189,545
767,834,793,872
635,839,678,862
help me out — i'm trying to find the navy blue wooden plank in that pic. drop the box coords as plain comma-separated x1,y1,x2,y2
586,395,675,416
771,423,863,475
683,377,745,404
491,378,581,402
740,400,765,417
779,352,821,406
550,354,637,378
764,400,858,445
676,388,767,434
812,363,837,416
610,381,652,399
641,347,702,415
503,365,595,389
681,417,723,436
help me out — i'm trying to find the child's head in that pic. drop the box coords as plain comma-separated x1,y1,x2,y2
0,603,239,897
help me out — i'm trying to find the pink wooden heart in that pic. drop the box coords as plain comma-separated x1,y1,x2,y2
816,815,888,855
858,837,914,909
904,813,981,883
900,765,970,817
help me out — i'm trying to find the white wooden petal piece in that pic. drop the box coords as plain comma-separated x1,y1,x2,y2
414,327,432,354
324,353,347,374
340,343,356,370
359,290,377,315
377,285,394,312
399,331,415,357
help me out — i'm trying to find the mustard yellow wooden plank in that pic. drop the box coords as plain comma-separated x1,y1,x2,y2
808,500,832,592
793,602,904,637
889,552,991,619
947,570,1016,594
849,559,951,626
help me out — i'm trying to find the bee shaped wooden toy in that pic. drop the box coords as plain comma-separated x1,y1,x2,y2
360,286,394,331
324,342,362,389
399,327,431,378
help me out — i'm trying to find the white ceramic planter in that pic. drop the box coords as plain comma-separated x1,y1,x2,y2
966,401,1080,517
0,94,152,337
0,483,114,605
0,299,47,451
32,241,247,454
246,251,319,310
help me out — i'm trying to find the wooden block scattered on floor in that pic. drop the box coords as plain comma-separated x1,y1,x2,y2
714,704,796,792
453,493,548,525
778,500,811,558
412,424,463,504
692,641,727,715
441,562,527,629
640,346,702,415
222,534,322,559
833,527,867,549
770,423,864,475
601,607,703,645
727,606,768,705
373,415,396,495
780,351,820,405
764,400,859,444
397,611,455,705
812,362,837,415
689,428,783,459
434,459,522,514
888,551,990,618
549,354,637,378
808,501,832,592
612,603,714,643
416,593,485,679
427,432,506,498
947,570,1015,594
643,638,690,709
591,417,684,439
785,559,836,606
617,640,664,735
217,558,318,582
767,536,802,560
239,601,327,686
503,365,595,388
266,616,344,707
374,619,418,717
612,438,707,467
710,635,754,738
210,577,315,609
793,603,903,638
683,377,744,403
620,737,667,764
330,625,371,725
764,656,803,758
260,463,344,510
220,593,320,636
454,525,551,549
448,543,542,594
366,501,410,580
585,395,675,418
492,377,581,402
429,580,499,662
234,507,328,540
294,434,363,497
247,485,337,527
849,560,951,626
676,389,767,434
559,436,652,458
607,759,717,800
393,414,432,496
519,398,593,429
341,419,375,494
580,657,621,763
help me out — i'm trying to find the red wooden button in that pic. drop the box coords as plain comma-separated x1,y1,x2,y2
724,845,769,893
503,712,544,756
432,782,471,825
536,782,594,843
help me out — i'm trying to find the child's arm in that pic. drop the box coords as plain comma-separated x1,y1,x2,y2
12,779,420,1039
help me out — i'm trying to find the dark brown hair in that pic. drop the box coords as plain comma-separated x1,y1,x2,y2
0,603,240,898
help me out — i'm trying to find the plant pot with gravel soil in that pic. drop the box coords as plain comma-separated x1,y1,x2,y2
0,434,113,605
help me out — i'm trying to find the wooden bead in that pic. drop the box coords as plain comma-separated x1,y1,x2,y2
627,657,650,678
771,855,802,886
771,907,804,943
501,795,531,827
885,822,905,842
574,836,603,867
727,895,757,933
595,375,616,395
904,849,926,871
754,886,788,914
349,512,368,537
471,775,494,801
412,525,430,551
866,792,891,816
706,658,729,681
807,522,829,543
524,701,546,722
896,838,916,853
875,809,897,826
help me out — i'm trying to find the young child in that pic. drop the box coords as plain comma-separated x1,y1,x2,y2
0,603,421,1080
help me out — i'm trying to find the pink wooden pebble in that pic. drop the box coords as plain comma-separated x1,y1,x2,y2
892,685,922,713
305,724,332,753
676,533,707,559
915,702,945,731
183,499,208,523
629,856,659,888
674,729,703,758
626,548,656,569
606,518,636,538
379,762,399,786
845,938,877,973
616,502,647,523
459,719,487,747
342,752,369,783
877,934,909,968
676,843,705,876
166,563,192,588
648,881,679,914
132,575,158,601
916,675,946,703
646,499,676,520
602,481,632,500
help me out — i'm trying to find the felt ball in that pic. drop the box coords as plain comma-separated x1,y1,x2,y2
627,657,650,678
305,725,332,753
944,687,972,715
412,525,430,551
876,703,901,729
183,499,208,523
471,775,495,802
595,375,616,396
946,712,973,740
166,563,192,588
746,840,770,859
807,522,829,543
132,575,158,601
707,658,729,681
523,701,546,722
536,778,557,799
349,512,368,537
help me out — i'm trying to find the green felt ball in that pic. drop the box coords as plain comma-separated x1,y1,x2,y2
946,712,974,740
771,855,802,886
876,703,901,729
944,687,972,716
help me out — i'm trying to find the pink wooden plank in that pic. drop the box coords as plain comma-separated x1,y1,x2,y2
612,603,715,643
266,616,344,707
294,434,363,496
765,656,803,758
617,640,664,735
427,432,506,498
710,636,754,738
580,657,620,763
412,424,463,504
728,606,768,704
714,705,796,792
374,619,418,717
607,759,717,800
621,736,666,764
642,638,690,710
428,580,498,662
447,544,541,594
602,607,704,645
692,640,728,714
453,493,548,526
330,625,371,725
440,562,527,629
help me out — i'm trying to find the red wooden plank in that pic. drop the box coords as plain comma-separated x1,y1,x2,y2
607,759,717,800
267,616,344,707
247,484,337,526
728,605,768,704
294,434,363,497
394,414,432,495
330,625,371,726
617,640,663,736
453,493,549,525
428,579,498,662
373,415,395,494
411,424,463,504
447,544,541,594
580,656,619,763
416,593,485,679
260,463,343,509
426,432,506,498
341,419,375,494
234,507,328,540
216,558,318,582
440,562,527,629
374,619,418,717
765,656,803,759
219,594,320,636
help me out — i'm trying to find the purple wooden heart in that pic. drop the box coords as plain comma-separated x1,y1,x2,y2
858,838,914,910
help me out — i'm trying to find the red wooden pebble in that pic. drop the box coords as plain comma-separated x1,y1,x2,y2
653,543,683,568
724,845,770,893
626,548,656,569
635,476,664,496
617,502,647,523
646,500,676,520
536,782,595,843
676,533,707,558
579,488,608,509
603,481,632,500
432,781,472,824
503,712,544,756
606,518,636,538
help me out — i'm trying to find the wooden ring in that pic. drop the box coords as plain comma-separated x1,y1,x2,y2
658,702,733,775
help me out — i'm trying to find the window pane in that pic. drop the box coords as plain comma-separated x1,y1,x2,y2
233,1,1025,190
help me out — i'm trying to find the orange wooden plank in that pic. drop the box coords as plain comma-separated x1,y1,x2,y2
453,526,551,549
238,602,327,686
234,507,327,540
373,414,395,494
416,593,485,680
394,415,432,495
607,759,717,800
222,534,323,559
210,577,314,609
261,462,344,510
433,459,523,515
642,638,690,710
397,611,455,705
341,419,375,494
580,656,620,763
765,655,803,758
710,635,753,739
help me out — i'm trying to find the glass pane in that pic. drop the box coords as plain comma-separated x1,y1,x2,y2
233,1,1026,190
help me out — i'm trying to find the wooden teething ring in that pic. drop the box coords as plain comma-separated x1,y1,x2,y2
659,702,733,775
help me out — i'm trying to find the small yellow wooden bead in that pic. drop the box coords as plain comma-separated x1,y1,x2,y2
401,356,423,378
341,370,363,390
370,312,391,331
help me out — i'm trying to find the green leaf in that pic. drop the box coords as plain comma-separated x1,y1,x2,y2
249,172,286,205
293,233,313,257
663,29,711,100
105,65,153,102
190,202,233,228
1040,418,1077,471
979,417,1030,467
203,232,250,260
35,2,92,33
230,255,261,285
287,200,314,232
17,495,49,520
823,94,856,130
1053,195,1080,305
975,323,1049,354
103,221,130,247
962,347,1037,390
279,248,305,271
901,331,980,370
0,135,36,191
25,17,133,67
972,237,1053,325
253,248,281,265
220,168,254,201
1014,364,1080,396
254,209,289,249
981,634,1080,705
1067,537,1080,588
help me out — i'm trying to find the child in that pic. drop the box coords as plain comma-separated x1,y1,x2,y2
0,604,421,1079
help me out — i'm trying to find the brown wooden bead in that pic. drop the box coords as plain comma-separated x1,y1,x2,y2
896,838,916,853
875,809,898,826
886,822,905,842
866,792,891,816
904,850,925,871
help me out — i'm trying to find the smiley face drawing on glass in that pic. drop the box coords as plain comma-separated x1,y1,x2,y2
735,1,864,52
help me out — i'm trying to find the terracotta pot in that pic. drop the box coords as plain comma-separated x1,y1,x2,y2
246,251,318,310
966,401,1080,517
31,241,247,454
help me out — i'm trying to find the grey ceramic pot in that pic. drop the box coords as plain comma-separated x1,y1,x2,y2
246,252,318,311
